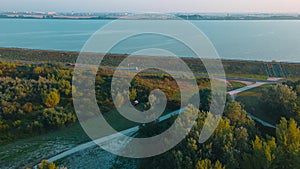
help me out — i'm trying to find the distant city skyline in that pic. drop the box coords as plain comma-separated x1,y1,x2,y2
1,0,300,13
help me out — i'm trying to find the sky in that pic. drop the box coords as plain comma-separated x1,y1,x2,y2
1,0,300,13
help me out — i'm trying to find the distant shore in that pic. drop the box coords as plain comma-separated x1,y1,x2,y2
1,13,300,20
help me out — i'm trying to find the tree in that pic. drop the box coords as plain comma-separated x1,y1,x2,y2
129,89,137,101
262,85,297,118
212,118,236,168
271,118,300,169
22,102,33,113
196,159,225,169
43,89,60,108
276,118,300,153
243,118,300,169
296,85,300,95
234,127,249,151
242,136,276,169
224,101,254,128
199,89,211,112
33,67,44,75
42,107,76,129
58,79,71,96
38,160,58,169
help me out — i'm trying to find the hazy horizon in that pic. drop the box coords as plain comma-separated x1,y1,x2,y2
1,0,300,13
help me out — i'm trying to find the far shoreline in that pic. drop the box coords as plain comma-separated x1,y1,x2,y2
2,17,300,21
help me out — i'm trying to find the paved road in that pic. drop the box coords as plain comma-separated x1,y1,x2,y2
46,126,139,163
245,112,275,128
228,82,267,100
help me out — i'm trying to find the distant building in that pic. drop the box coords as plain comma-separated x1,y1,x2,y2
47,12,56,15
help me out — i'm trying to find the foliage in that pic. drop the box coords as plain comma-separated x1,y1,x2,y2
276,118,300,153
140,105,300,169
0,62,75,143
196,159,225,169
41,107,76,129
260,84,300,124
43,89,60,108
38,160,58,169
1,49,300,168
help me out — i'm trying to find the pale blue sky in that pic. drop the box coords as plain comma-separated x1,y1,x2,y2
1,0,300,13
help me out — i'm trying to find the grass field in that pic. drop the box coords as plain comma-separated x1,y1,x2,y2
227,81,247,91
236,84,280,125
3,47,297,79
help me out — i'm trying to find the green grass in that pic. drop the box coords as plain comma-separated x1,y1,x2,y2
228,81,247,91
225,73,269,80
103,105,173,130
236,84,280,125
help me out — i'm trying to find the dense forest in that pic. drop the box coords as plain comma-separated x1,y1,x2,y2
139,101,300,169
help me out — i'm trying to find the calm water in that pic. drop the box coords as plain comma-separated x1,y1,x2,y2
1,19,300,62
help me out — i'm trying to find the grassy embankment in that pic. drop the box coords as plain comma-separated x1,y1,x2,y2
227,81,247,91
3,47,299,79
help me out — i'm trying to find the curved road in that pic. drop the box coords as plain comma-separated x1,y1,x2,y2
34,78,278,167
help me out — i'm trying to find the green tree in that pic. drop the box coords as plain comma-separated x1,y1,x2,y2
262,85,297,118
43,89,60,108
129,89,137,101
276,118,300,152
224,101,254,127
33,66,44,75
38,160,58,169
22,102,33,113
271,118,300,169
58,79,71,96
242,136,276,169
196,159,225,169
213,118,237,168
42,107,76,129
296,85,300,95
